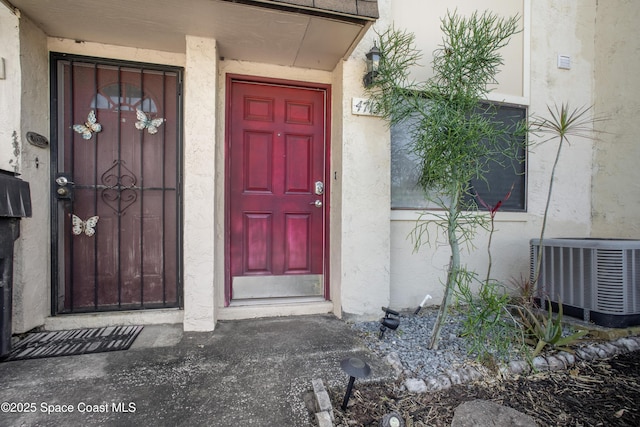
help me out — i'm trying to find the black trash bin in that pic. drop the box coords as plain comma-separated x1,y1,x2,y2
0,173,32,358
1,219,20,357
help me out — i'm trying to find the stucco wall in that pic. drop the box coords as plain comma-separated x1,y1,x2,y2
182,36,218,331
0,6,20,173
11,13,49,333
331,0,391,319
390,0,525,100
47,39,185,67
385,0,596,311
527,1,595,228
591,1,640,238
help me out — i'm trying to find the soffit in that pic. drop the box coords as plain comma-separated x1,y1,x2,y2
7,0,377,71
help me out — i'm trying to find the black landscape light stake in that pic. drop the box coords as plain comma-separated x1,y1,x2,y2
340,357,371,410
379,306,400,339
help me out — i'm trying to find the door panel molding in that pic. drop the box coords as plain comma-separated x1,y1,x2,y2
225,74,331,305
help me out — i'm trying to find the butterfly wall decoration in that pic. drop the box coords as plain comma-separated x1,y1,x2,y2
73,110,102,140
72,214,99,237
135,109,164,135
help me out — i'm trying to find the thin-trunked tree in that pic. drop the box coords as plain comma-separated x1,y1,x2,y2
529,103,604,287
366,11,525,349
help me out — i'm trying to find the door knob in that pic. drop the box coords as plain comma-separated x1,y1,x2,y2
55,173,74,200
310,200,322,208
56,176,74,186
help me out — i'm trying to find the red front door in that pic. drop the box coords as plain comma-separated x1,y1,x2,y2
227,78,329,302
52,55,182,312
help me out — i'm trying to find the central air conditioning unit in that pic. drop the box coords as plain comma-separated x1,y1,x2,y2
530,238,640,328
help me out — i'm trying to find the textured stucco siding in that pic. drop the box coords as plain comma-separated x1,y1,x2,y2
0,7,20,173
11,13,49,333
386,0,596,311
591,1,640,238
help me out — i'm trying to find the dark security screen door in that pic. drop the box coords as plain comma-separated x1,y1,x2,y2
52,54,182,313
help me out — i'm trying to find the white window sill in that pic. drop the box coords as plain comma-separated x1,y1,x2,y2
390,209,530,223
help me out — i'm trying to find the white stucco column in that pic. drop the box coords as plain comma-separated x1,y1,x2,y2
3,7,51,334
183,35,217,331
13,13,50,333
337,59,391,320
333,0,392,320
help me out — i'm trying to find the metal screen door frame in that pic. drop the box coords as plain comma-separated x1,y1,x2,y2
50,53,184,314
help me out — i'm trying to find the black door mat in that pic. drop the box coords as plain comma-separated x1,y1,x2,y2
2,325,144,362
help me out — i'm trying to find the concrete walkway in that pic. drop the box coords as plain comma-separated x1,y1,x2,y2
0,315,393,426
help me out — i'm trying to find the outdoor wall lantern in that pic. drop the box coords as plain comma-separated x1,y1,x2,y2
363,43,381,88
340,357,372,410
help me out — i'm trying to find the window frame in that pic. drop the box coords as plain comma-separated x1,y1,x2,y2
390,100,528,212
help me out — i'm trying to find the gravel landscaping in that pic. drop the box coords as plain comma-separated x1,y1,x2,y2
323,307,640,426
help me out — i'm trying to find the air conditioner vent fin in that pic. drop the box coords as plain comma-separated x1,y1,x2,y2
531,238,640,326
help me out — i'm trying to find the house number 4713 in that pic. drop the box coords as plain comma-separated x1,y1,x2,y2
351,98,380,116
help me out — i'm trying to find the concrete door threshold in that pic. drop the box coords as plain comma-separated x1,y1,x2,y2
218,298,334,321
44,308,184,331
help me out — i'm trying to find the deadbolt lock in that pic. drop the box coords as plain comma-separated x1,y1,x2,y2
55,173,74,200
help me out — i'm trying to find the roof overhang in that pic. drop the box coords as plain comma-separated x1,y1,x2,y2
4,0,378,71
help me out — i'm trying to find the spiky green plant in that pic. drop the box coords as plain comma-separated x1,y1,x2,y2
515,297,588,356
456,275,524,365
